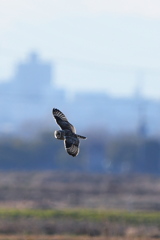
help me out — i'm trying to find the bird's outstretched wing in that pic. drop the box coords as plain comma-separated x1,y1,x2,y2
52,108,76,133
64,136,79,157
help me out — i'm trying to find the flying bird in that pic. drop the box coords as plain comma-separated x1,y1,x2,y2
52,108,87,157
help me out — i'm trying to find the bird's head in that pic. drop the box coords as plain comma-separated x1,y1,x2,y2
54,130,65,140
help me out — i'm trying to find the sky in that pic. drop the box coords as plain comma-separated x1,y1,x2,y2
1,0,160,98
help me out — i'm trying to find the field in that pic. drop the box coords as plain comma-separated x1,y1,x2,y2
0,171,159,210
0,208,159,236
0,171,159,239
0,235,158,240
0,236,157,240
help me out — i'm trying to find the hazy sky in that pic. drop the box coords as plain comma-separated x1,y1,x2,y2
1,0,160,98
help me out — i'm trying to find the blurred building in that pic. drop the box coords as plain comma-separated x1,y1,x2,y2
13,52,52,97
0,52,65,134
0,52,160,137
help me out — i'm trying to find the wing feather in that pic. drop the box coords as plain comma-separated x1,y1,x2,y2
64,136,79,157
52,108,76,133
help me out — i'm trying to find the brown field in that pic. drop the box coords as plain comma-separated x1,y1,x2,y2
0,171,159,210
0,235,157,240
0,171,159,239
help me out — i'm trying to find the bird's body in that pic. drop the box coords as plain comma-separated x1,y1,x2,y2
52,108,86,157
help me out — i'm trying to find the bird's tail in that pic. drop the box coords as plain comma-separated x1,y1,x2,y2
76,134,87,140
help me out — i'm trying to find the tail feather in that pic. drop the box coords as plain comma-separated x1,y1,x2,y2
76,134,87,140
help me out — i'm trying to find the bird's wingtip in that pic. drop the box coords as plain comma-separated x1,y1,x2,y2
52,108,58,114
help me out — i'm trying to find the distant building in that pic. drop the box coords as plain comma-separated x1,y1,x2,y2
13,52,52,97
137,100,148,138
0,52,65,134
88,141,106,173
138,120,148,138
0,52,160,137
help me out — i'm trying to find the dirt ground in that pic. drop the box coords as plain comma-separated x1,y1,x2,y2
0,171,159,211
0,235,157,240
0,172,159,238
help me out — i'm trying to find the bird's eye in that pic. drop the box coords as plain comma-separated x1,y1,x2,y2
56,131,62,138
54,131,60,139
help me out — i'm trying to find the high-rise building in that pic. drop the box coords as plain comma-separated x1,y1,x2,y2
13,52,52,97
0,52,56,134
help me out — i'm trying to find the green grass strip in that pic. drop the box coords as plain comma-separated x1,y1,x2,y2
0,209,159,225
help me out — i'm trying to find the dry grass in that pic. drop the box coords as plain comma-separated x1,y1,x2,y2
0,171,159,210
0,210,159,237
0,172,159,238
0,235,157,240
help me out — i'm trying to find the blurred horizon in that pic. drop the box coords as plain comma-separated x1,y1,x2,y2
0,51,160,175
0,0,160,173
1,0,160,98
1,51,160,138
0,3,160,238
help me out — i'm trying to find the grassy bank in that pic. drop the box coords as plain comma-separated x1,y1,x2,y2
0,208,159,225
0,235,157,240
0,209,159,237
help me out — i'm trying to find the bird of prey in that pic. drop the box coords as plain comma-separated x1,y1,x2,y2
52,108,87,157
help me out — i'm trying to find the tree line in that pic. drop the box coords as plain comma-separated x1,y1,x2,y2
0,131,160,174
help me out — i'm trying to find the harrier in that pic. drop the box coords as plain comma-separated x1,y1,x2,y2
52,108,87,157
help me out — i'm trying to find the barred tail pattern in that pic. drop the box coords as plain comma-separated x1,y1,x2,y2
76,134,87,139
